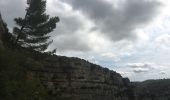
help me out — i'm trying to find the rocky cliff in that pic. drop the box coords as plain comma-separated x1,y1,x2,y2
28,53,132,100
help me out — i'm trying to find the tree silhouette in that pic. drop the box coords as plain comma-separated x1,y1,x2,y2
13,0,59,51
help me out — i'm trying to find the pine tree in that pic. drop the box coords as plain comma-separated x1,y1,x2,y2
13,0,59,51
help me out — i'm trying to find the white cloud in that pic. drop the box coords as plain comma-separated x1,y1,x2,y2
155,34,170,49
159,71,166,75
115,62,170,81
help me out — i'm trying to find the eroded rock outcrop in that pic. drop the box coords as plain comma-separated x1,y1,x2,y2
28,54,132,100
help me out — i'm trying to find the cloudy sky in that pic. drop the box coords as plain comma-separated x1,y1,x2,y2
1,0,170,81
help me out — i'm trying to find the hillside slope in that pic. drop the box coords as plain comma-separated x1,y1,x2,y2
133,79,170,100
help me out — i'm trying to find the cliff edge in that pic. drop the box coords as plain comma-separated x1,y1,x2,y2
27,52,132,100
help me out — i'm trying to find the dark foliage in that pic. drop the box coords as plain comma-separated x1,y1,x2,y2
1,21,16,48
0,44,68,100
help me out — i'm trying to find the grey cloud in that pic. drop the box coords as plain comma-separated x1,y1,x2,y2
51,16,83,36
48,2,90,52
133,68,149,73
128,63,152,68
0,0,26,30
128,63,154,73
62,0,161,41
49,15,90,52
47,0,84,36
50,34,91,52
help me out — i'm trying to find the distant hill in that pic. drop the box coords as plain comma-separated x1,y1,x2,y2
133,79,170,100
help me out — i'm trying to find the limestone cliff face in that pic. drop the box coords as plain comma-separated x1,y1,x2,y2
29,54,132,100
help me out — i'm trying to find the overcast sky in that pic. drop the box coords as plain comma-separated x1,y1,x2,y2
1,0,170,81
